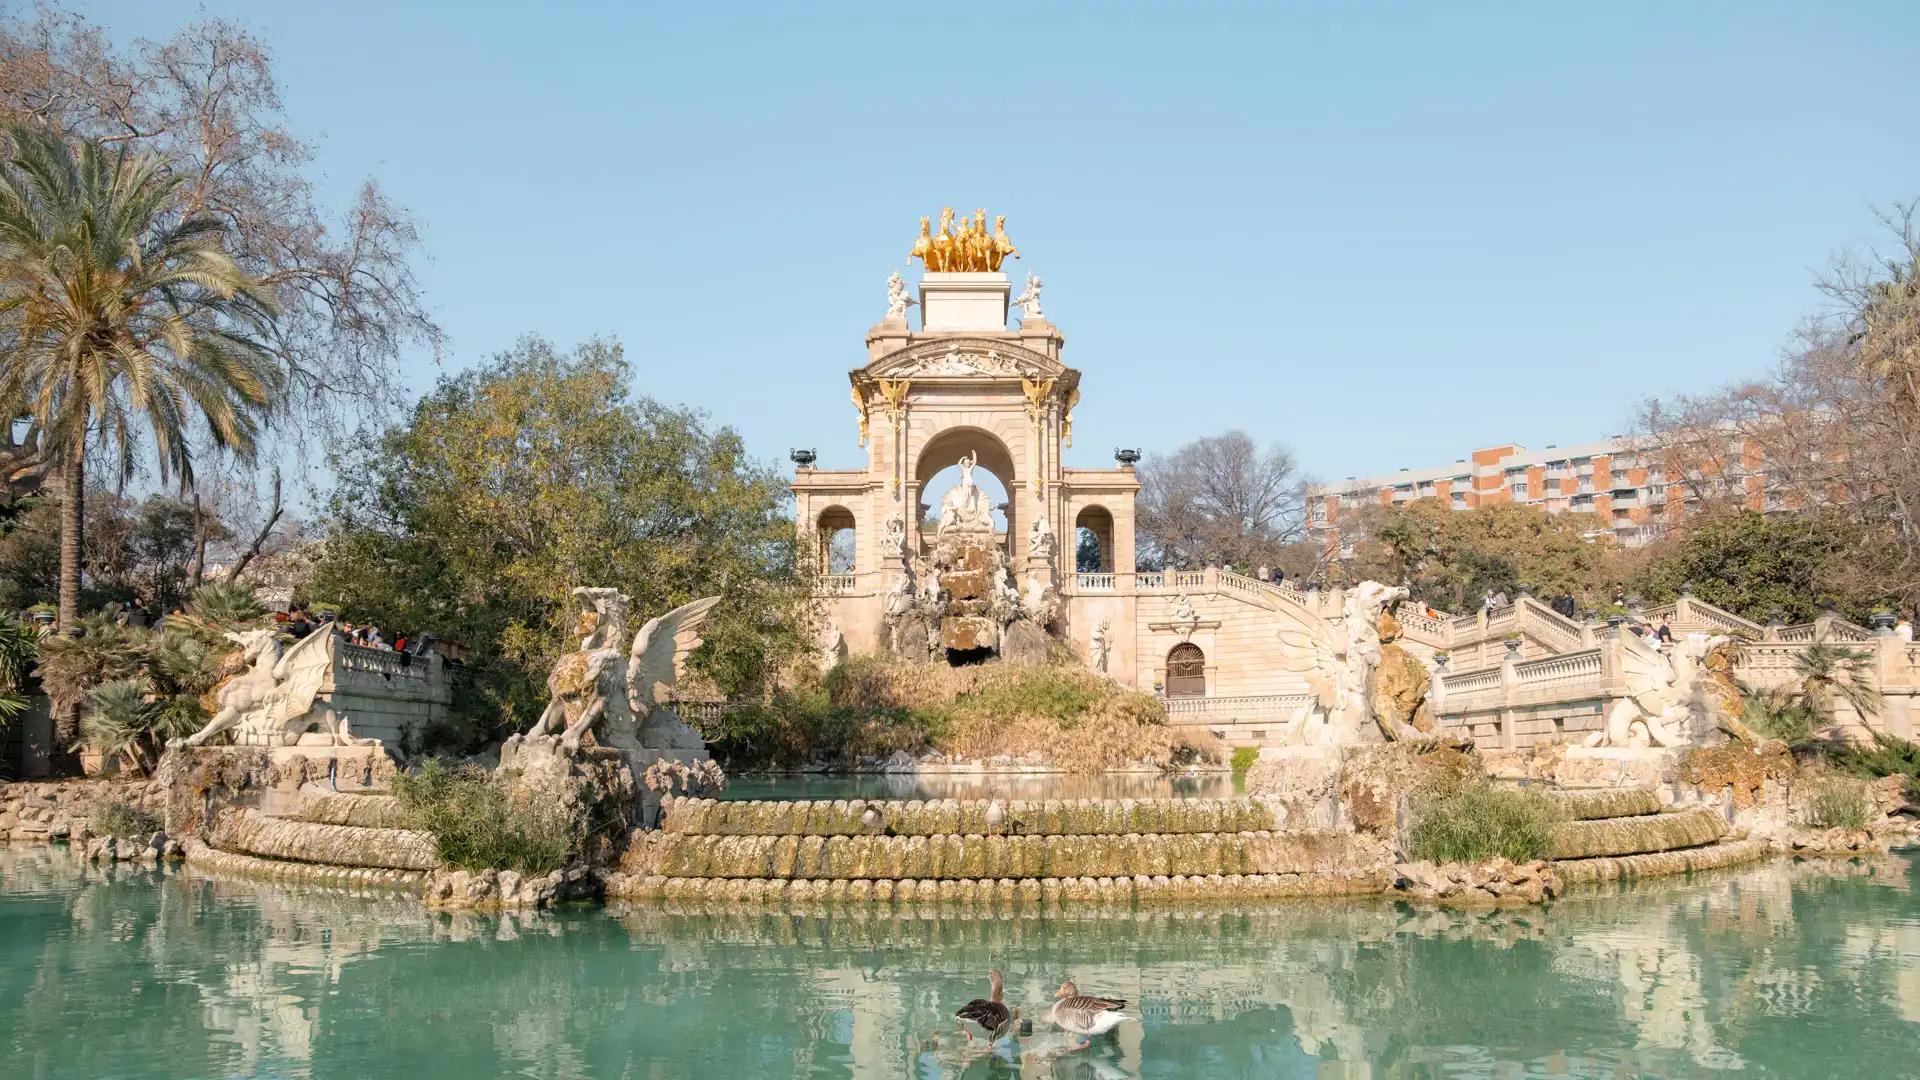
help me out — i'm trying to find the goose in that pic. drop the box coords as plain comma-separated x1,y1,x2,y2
955,970,1011,1042
1048,980,1129,1041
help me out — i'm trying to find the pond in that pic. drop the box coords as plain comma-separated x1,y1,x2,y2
2,846,1919,1078
720,771,1246,802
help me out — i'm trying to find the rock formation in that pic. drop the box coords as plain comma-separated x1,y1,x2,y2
1370,610,1435,740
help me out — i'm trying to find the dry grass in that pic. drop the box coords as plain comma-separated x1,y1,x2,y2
706,657,1219,772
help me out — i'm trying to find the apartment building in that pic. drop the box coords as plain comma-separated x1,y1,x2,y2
1307,434,1768,550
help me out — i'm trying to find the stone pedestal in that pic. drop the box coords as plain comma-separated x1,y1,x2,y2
918,272,1010,332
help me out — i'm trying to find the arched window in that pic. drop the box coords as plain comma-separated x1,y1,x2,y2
817,507,856,575
1166,643,1206,698
1074,505,1114,573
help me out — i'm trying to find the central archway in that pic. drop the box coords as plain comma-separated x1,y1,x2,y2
913,426,1020,552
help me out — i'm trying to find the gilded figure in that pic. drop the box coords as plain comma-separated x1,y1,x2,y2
990,214,1019,271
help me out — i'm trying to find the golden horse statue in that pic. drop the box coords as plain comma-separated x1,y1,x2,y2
990,214,1019,271
909,207,1017,274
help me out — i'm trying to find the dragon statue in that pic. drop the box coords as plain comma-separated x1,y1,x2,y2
172,626,378,748
1585,630,1730,749
1265,581,1411,745
513,587,722,754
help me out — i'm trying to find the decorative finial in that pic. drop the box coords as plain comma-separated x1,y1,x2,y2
789,448,817,467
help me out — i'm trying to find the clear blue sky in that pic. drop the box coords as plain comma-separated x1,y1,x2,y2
83,1,1920,484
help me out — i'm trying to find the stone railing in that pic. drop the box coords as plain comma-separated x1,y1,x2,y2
1135,571,1165,588
1162,693,1312,724
337,642,430,681
822,573,857,593
1775,618,1873,644
1075,572,1116,591
1511,648,1607,701
670,699,752,728
1436,628,1920,748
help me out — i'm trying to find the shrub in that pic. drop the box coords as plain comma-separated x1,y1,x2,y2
699,657,1208,773
1829,733,1920,802
91,799,161,838
1803,778,1874,830
1742,688,1819,747
1230,746,1260,772
1406,781,1563,864
391,760,575,874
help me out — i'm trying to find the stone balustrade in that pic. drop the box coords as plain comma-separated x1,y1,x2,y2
1436,623,1920,747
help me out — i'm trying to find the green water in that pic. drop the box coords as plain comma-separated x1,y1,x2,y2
3,848,1919,1078
721,772,1246,802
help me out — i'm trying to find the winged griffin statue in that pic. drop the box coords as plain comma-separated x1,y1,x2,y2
1584,629,1725,748
172,626,377,748
515,587,721,754
1265,581,1410,745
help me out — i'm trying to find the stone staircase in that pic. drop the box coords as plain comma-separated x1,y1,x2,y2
609,796,1395,903
1547,788,1767,886
184,791,434,891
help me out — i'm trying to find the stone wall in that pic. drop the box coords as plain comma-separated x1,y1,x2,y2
0,779,158,843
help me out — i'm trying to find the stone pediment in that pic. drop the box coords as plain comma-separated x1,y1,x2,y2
863,339,1064,381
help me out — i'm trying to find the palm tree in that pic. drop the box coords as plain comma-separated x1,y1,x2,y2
0,125,280,749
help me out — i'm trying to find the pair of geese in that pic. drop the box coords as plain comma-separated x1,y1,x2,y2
956,970,1128,1044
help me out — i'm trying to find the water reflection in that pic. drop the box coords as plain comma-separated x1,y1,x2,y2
1,846,1918,1077
721,771,1245,802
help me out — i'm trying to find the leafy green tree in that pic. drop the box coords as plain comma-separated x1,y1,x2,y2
0,124,280,664
1633,509,1880,623
1343,501,1631,612
309,336,809,748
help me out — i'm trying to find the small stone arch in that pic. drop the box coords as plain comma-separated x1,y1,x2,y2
1165,642,1206,699
816,505,857,574
1074,505,1115,573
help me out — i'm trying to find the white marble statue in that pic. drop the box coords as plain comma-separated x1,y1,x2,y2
883,511,907,554
815,616,845,676
936,452,994,537
1028,514,1057,561
1089,618,1112,674
1269,580,1410,745
1169,593,1198,622
1013,272,1044,320
172,626,379,748
884,270,918,320
512,587,721,754
1585,630,1726,749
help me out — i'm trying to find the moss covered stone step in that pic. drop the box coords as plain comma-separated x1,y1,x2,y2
209,807,439,872
1556,838,1770,885
289,791,413,830
183,838,428,891
660,797,1276,838
1551,806,1727,860
630,828,1382,881
607,870,1392,904
1547,788,1662,821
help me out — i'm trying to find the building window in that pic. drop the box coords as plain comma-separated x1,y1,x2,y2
1166,643,1206,699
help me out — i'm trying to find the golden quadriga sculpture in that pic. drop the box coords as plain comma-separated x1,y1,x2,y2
908,207,1019,273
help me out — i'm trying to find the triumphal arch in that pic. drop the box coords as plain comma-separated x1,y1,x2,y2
793,211,1364,718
